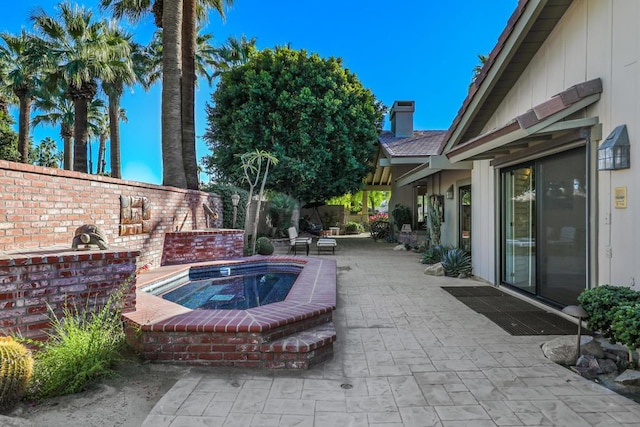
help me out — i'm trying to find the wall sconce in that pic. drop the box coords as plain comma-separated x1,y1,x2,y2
598,124,630,170
446,185,454,199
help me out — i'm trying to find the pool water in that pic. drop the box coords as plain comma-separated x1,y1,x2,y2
158,263,302,310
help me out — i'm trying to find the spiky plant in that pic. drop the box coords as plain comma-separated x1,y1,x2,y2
440,248,472,277
0,336,34,410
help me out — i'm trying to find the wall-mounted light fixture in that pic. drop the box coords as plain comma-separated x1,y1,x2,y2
446,185,454,199
598,124,630,170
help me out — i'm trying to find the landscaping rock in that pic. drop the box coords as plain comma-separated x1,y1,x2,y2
393,244,407,251
575,355,618,376
424,262,444,276
597,338,630,363
541,335,604,365
615,369,640,386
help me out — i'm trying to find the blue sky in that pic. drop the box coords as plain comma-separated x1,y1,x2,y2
1,1,517,185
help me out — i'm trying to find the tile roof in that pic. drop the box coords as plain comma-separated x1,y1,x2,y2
378,130,446,158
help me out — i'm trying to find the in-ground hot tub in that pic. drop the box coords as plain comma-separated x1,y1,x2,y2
123,256,337,369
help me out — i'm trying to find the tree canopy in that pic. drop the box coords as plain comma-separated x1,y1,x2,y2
203,47,385,202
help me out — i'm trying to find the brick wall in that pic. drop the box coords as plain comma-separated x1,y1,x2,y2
0,249,139,340
0,160,223,269
160,230,244,265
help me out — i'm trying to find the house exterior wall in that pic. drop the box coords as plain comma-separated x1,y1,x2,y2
471,0,640,288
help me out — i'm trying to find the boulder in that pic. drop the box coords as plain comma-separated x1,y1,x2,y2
575,355,618,376
393,244,407,251
614,369,640,386
424,262,444,276
541,335,604,365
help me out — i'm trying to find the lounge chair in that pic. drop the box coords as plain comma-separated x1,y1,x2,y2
288,227,312,255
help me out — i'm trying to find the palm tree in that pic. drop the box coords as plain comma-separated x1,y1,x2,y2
32,86,74,169
30,137,61,168
211,35,257,77
182,0,234,189
31,3,118,174
100,0,233,188
0,30,43,163
101,23,137,179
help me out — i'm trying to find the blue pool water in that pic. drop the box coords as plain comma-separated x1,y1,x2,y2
158,263,302,310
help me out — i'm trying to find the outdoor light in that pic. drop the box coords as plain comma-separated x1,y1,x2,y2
598,124,630,170
561,305,589,363
231,193,240,229
446,185,454,199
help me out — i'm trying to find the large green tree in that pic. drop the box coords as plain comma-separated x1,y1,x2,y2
203,47,385,202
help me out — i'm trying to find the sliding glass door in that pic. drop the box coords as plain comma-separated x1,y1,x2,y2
500,148,587,306
502,166,536,294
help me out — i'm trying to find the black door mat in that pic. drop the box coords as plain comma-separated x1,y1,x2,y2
441,286,589,336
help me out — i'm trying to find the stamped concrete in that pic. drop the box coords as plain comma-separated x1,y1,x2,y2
142,235,640,427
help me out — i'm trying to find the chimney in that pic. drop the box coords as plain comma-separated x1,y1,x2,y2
390,100,415,137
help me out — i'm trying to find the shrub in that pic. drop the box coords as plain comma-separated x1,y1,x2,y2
0,336,33,411
344,221,364,234
611,303,640,368
267,192,295,236
26,285,129,400
391,204,412,231
440,248,472,277
370,218,390,240
255,236,274,255
421,244,454,265
577,285,640,339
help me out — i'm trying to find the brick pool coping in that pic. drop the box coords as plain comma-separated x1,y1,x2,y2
124,255,337,334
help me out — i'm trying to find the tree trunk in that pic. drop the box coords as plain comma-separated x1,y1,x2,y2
16,90,31,163
61,123,73,170
108,93,122,178
251,160,272,254
161,0,187,188
97,133,106,174
73,98,89,173
181,0,199,190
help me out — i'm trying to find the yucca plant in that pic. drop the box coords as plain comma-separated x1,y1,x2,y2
440,248,472,277
420,244,454,265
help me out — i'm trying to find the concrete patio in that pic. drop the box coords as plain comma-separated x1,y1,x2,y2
143,235,640,427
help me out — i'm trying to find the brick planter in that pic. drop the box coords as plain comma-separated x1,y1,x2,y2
0,246,139,340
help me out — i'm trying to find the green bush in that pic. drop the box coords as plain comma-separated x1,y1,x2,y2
26,286,129,400
391,204,412,231
420,244,454,265
255,236,274,255
577,285,640,339
344,221,364,234
370,218,390,240
267,192,296,236
611,302,640,368
440,248,472,277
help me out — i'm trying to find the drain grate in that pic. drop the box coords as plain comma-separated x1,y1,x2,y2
442,286,589,336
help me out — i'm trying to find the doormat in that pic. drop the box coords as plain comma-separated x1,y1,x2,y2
441,286,588,336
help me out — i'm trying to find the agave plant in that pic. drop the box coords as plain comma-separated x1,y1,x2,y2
441,248,472,277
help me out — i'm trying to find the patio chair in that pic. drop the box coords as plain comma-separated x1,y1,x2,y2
287,227,312,255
